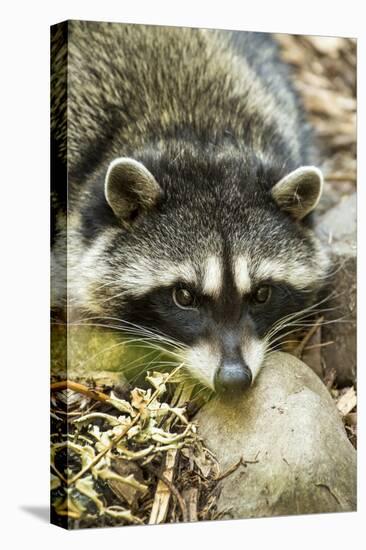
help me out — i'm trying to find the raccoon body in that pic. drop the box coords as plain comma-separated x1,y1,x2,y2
51,21,330,394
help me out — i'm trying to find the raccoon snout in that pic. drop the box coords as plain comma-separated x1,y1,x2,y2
214,360,252,395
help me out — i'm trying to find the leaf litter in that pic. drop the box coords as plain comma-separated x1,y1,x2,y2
51,369,221,528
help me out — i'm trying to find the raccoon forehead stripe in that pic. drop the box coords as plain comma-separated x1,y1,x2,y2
117,258,198,298
202,255,223,297
233,256,251,294
254,258,317,289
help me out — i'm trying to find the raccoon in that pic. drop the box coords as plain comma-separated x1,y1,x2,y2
51,21,330,395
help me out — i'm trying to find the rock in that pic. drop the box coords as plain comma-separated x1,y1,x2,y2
195,352,356,519
316,180,353,215
315,193,356,385
316,192,356,255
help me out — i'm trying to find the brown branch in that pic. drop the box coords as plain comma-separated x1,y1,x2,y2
214,456,260,483
214,459,243,482
51,380,110,403
304,340,334,351
295,316,324,358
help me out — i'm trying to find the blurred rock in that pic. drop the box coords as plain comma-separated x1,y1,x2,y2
315,193,356,385
195,352,356,519
316,180,354,215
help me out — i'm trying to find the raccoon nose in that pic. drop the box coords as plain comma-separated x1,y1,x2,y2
214,361,252,395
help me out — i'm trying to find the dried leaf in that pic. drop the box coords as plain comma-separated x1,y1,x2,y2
107,458,147,506
181,445,218,478
146,371,169,395
336,387,357,416
105,506,143,524
107,392,136,416
73,412,124,427
97,467,148,494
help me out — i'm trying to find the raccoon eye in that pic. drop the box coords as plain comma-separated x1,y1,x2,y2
253,285,272,304
173,287,196,309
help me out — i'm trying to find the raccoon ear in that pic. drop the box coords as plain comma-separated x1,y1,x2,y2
271,166,323,220
105,157,162,225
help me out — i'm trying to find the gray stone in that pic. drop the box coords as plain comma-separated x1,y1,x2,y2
315,193,356,385
316,180,354,215
316,192,356,256
195,352,356,519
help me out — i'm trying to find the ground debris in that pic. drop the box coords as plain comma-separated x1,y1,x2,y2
282,317,357,450
275,34,356,212
51,369,221,528
275,35,357,449
336,386,357,416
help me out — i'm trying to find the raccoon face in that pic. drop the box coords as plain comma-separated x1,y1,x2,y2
76,156,329,396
